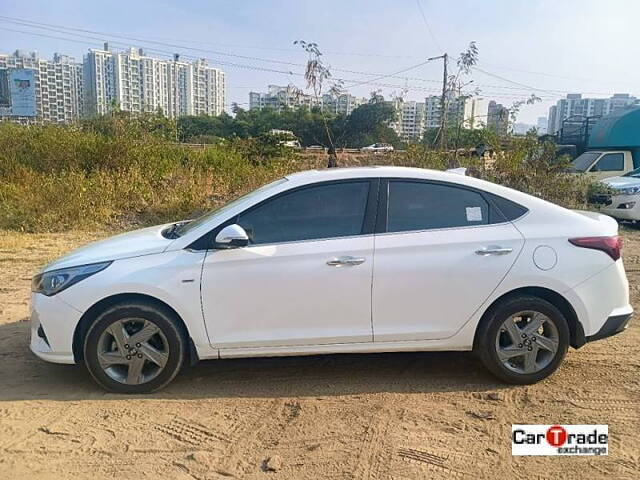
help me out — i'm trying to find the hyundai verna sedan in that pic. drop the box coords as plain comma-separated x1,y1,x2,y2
30,167,632,393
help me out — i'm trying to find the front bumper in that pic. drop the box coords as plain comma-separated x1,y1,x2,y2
29,293,82,364
597,193,640,221
586,312,633,343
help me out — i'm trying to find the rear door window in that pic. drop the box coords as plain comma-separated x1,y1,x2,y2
387,181,490,232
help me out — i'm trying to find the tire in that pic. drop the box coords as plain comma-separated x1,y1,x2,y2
475,295,569,384
83,301,186,393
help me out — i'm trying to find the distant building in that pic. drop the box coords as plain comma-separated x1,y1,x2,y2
548,105,557,136
536,116,548,135
249,85,314,111
0,50,83,123
321,92,366,115
487,100,509,135
547,93,638,134
249,85,365,115
513,123,535,135
424,94,488,131
83,45,226,118
390,99,426,141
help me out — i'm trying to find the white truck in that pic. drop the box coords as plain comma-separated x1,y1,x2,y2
569,150,635,180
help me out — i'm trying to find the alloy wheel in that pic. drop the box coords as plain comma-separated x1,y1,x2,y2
494,310,560,374
96,318,169,385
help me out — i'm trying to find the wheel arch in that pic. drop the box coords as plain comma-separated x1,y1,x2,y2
72,292,197,364
473,286,586,350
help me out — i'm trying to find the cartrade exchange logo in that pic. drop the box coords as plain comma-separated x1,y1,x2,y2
512,425,608,456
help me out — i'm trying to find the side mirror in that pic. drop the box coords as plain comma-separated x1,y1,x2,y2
214,224,249,249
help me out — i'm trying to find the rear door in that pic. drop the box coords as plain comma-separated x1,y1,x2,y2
372,179,525,341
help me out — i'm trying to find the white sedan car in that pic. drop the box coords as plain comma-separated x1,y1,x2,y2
595,167,640,221
30,167,632,393
361,143,394,153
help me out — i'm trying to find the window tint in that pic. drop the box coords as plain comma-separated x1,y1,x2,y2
237,181,370,244
387,181,490,232
485,193,528,221
593,153,624,172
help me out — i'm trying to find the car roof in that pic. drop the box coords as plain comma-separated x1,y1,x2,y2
285,166,464,183
283,166,563,212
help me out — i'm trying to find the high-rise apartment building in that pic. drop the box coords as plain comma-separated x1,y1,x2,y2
249,85,314,111
547,93,638,134
84,45,226,118
536,116,548,135
249,85,366,115
321,92,366,116
390,99,426,141
487,100,509,135
0,50,83,123
425,94,488,131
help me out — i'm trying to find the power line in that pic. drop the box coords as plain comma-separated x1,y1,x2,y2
415,0,443,53
0,26,566,102
344,60,435,88
1,17,632,102
4,13,638,94
0,16,304,67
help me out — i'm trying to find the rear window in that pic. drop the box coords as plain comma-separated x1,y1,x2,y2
386,181,528,233
485,193,529,221
387,181,490,232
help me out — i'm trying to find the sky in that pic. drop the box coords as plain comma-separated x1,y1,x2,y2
1,0,638,124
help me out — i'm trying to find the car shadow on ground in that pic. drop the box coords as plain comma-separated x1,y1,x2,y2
0,319,513,402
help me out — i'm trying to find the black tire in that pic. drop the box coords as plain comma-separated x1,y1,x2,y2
475,295,569,384
83,301,186,393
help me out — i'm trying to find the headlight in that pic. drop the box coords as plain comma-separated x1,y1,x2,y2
32,261,112,296
616,186,640,195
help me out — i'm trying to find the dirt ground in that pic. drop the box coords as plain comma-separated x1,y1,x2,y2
0,229,638,480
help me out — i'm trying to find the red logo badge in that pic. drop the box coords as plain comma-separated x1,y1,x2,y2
546,425,567,447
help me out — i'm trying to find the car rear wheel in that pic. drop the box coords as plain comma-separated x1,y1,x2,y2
83,302,186,393
476,295,569,384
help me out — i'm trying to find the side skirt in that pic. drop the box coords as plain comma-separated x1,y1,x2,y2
214,338,472,360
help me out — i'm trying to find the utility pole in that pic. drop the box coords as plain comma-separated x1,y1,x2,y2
428,53,448,150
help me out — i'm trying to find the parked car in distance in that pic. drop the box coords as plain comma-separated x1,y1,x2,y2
268,129,301,149
591,167,640,221
305,145,326,152
30,167,632,393
568,150,634,180
361,143,394,153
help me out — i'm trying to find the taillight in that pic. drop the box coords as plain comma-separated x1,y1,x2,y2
569,236,622,261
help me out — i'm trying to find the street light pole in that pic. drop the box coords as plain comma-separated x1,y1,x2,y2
428,53,448,150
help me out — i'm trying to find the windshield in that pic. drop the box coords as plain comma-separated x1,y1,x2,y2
570,151,602,172
175,177,288,237
623,167,640,178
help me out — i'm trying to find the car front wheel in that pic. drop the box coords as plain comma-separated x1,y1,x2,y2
476,295,570,384
83,301,186,393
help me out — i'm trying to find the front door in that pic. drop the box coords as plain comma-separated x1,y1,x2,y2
201,180,376,349
587,152,627,180
372,179,525,341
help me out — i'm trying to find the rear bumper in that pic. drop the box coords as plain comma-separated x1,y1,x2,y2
586,312,633,343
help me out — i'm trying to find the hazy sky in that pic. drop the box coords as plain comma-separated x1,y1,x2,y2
1,0,637,124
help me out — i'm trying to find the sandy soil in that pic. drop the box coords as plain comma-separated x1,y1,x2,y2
0,229,638,480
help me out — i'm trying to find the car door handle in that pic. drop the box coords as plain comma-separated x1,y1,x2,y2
326,256,366,267
475,247,513,256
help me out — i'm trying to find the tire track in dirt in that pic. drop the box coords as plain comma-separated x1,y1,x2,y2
397,447,471,478
351,408,394,480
